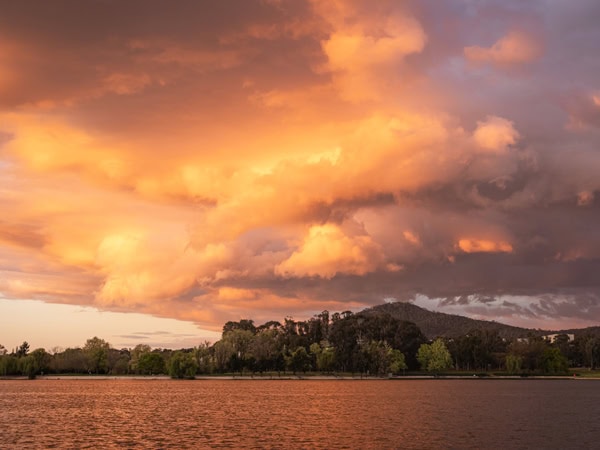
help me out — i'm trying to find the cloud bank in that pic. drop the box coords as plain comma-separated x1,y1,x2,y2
1,0,599,330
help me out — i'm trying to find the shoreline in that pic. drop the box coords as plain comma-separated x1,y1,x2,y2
2,374,596,381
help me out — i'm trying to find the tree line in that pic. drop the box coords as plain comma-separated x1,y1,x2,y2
2,310,598,379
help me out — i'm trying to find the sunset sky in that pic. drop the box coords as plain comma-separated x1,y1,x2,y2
1,0,599,350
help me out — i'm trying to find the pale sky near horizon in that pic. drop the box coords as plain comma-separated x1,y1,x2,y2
1,0,599,349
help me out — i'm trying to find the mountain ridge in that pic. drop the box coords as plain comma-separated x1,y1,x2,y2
360,302,598,340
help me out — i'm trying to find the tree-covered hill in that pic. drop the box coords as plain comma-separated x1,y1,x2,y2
361,302,539,340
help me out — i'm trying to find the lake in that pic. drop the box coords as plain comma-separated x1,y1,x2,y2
1,379,598,449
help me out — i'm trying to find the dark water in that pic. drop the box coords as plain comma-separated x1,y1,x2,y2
1,379,598,449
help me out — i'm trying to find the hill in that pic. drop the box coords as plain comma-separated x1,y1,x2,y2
361,302,540,340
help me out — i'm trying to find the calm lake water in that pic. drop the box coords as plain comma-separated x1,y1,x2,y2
1,379,598,449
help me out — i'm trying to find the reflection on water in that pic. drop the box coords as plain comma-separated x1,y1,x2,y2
1,379,599,449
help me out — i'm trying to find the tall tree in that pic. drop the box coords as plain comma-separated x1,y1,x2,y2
16,341,30,357
83,337,110,374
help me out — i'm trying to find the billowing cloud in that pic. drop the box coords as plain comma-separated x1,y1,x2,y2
317,1,427,101
473,116,520,153
1,0,600,332
275,223,396,279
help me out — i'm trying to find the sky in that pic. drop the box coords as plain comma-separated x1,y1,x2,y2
1,0,600,350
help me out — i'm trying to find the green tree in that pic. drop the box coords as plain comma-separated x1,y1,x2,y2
19,355,37,379
505,354,523,374
83,337,110,374
584,337,600,369
541,347,568,374
50,348,87,373
389,349,407,374
311,341,335,373
213,339,235,372
168,351,198,379
195,342,213,374
138,352,165,375
30,348,50,375
129,344,151,373
222,329,255,374
508,337,548,372
417,339,453,373
108,348,131,375
251,330,281,374
286,347,311,374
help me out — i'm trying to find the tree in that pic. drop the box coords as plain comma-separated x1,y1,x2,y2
222,319,256,335
541,347,568,374
448,329,507,371
389,349,407,374
30,348,50,375
16,341,30,357
0,354,18,376
129,344,151,373
213,339,235,372
505,354,523,374
311,341,335,373
138,352,165,375
19,355,37,379
286,347,311,374
195,342,213,374
221,329,255,374
584,337,600,369
108,348,131,375
508,337,548,373
168,351,198,379
50,348,87,373
418,339,453,373
251,330,281,373
83,337,110,374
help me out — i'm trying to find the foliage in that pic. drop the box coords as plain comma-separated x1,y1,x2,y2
505,354,523,374
138,352,166,375
16,341,30,357
311,341,335,373
447,329,507,371
2,304,594,379
541,347,568,374
30,348,50,375
363,302,534,340
286,347,311,374
168,351,198,379
389,349,407,374
83,337,110,374
417,339,453,373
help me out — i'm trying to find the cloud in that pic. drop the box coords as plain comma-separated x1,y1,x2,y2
464,31,541,66
275,223,394,279
314,0,426,102
473,116,520,153
0,0,599,332
457,239,513,254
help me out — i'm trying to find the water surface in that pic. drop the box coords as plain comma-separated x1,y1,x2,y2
1,379,598,448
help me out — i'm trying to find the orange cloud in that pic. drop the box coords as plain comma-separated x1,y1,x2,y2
315,1,426,102
473,116,520,153
458,239,513,254
1,0,599,334
403,230,421,246
464,31,541,66
275,224,389,278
